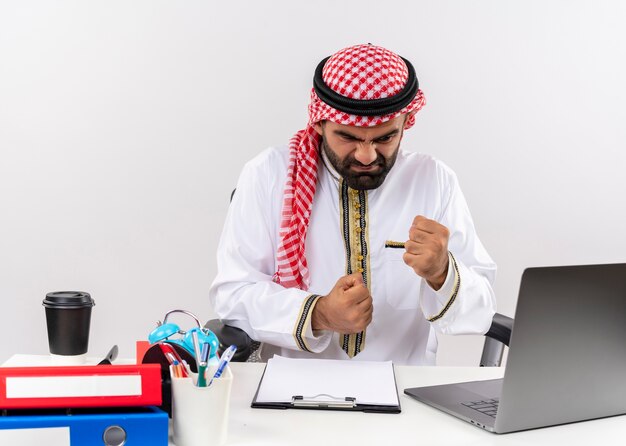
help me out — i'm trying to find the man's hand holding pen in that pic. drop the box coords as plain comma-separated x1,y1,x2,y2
312,273,373,334
403,215,450,291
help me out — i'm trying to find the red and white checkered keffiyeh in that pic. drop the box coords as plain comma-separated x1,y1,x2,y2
273,44,426,290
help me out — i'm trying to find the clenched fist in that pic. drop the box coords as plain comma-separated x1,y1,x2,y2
312,273,373,334
403,215,450,290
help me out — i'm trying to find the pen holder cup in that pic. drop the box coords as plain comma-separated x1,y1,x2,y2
171,367,233,446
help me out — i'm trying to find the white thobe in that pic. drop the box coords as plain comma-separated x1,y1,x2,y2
209,146,496,365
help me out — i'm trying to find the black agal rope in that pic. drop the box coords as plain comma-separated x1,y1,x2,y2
313,56,419,117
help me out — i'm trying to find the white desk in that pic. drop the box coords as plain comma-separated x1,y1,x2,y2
169,362,626,445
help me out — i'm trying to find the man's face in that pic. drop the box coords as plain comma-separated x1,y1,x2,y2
314,115,406,190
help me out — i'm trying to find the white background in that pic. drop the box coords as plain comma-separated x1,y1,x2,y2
1,0,625,366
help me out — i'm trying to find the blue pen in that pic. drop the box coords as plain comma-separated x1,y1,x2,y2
200,342,210,364
208,345,237,386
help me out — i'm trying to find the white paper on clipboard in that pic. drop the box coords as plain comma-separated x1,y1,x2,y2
254,356,399,406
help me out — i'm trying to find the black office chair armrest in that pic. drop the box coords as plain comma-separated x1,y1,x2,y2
480,312,514,367
204,319,255,362
485,312,514,346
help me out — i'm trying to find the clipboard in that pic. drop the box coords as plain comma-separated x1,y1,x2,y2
251,356,401,413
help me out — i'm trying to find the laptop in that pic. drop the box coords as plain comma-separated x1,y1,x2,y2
404,263,626,433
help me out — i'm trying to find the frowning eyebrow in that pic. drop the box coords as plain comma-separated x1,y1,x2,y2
333,128,401,142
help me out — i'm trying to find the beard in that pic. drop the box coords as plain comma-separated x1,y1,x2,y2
321,138,400,190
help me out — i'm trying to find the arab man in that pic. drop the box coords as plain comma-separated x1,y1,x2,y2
209,44,496,365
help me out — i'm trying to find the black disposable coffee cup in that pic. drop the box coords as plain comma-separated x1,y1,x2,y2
43,291,95,359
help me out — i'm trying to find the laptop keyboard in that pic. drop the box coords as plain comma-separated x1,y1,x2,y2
462,398,499,418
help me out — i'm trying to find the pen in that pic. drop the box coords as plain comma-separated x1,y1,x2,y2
197,362,207,387
179,362,189,378
159,342,185,364
191,330,202,367
181,359,192,376
165,352,177,365
171,362,180,378
200,342,210,364
208,345,237,386
196,342,211,387
171,359,188,378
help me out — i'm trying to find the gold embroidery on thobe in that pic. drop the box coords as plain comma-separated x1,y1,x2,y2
293,294,323,352
338,180,371,357
427,252,461,322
